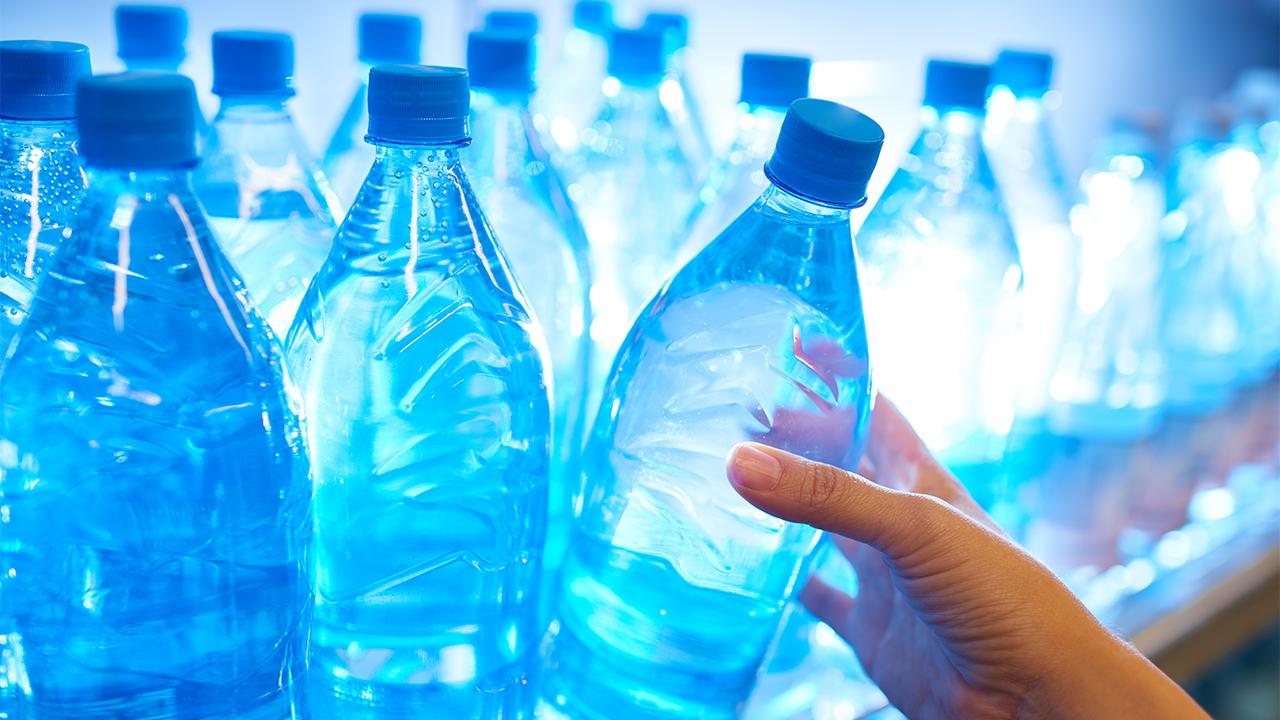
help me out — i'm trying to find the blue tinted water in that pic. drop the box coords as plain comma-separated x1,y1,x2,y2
541,184,873,720
464,90,592,592
0,119,83,358
196,98,340,339
0,168,311,718
856,107,1024,506
287,145,550,719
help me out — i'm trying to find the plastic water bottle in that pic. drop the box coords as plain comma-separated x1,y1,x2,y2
541,98,882,720
195,31,340,339
1049,125,1168,440
983,50,1077,426
114,5,211,149
563,26,702,389
1019,125,1170,578
855,60,1024,507
0,41,90,359
539,1,613,153
464,31,593,595
1222,69,1280,383
680,53,810,264
287,65,550,718
1,71,311,718
321,13,423,210
642,12,712,176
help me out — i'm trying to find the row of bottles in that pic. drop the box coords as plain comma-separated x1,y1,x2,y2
2,1,1276,718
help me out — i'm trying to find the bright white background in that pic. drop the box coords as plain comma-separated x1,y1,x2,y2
3,0,1277,204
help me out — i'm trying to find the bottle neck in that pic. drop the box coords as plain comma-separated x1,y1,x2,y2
84,166,193,194
758,183,852,224
122,57,184,72
984,87,1048,133
1,118,78,151
214,96,291,120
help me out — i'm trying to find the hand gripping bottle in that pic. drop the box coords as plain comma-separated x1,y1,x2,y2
1,71,311,719
195,30,340,338
0,40,90,357
464,30,594,600
542,98,882,720
855,60,1024,508
321,13,424,210
287,65,551,719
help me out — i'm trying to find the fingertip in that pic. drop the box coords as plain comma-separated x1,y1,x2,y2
726,442,784,493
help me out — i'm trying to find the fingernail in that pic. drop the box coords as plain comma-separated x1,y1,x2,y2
728,444,782,492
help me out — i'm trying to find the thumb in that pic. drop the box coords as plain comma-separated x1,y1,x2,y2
726,442,955,557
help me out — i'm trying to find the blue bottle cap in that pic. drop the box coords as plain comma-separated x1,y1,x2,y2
467,31,534,93
923,60,990,112
366,65,470,146
740,53,810,109
574,1,612,34
484,10,538,37
77,72,198,168
765,98,884,208
991,50,1053,97
211,30,295,98
0,40,92,121
359,13,423,65
643,13,688,49
608,28,665,86
115,5,187,64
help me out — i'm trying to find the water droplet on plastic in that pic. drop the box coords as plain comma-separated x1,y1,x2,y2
378,252,387,262
381,279,390,288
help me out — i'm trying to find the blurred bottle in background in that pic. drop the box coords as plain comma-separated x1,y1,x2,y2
485,9,539,36
0,40,90,359
679,53,811,264
983,50,1077,431
195,30,340,339
288,65,550,719
321,12,423,210
1,71,311,719
856,60,1025,510
643,12,713,177
114,5,211,150
539,1,613,152
1020,122,1169,577
561,26,702,396
542,98,881,720
463,29,593,611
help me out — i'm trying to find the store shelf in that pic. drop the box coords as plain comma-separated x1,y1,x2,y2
1104,518,1280,683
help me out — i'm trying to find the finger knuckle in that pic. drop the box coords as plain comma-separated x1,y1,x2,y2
796,460,849,514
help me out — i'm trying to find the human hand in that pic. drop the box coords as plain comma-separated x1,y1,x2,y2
726,394,1210,720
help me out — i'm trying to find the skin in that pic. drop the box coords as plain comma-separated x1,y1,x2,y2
725,394,1212,720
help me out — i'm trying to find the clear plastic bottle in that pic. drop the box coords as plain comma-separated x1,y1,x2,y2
1019,126,1170,577
0,40,90,359
114,5,211,149
680,53,810,264
642,12,712,177
195,31,340,339
1049,126,1168,440
562,26,701,390
287,65,550,719
1,72,311,719
983,50,1077,426
856,60,1024,507
539,1,613,153
464,30,592,595
541,98,882,720
321,13,423,211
